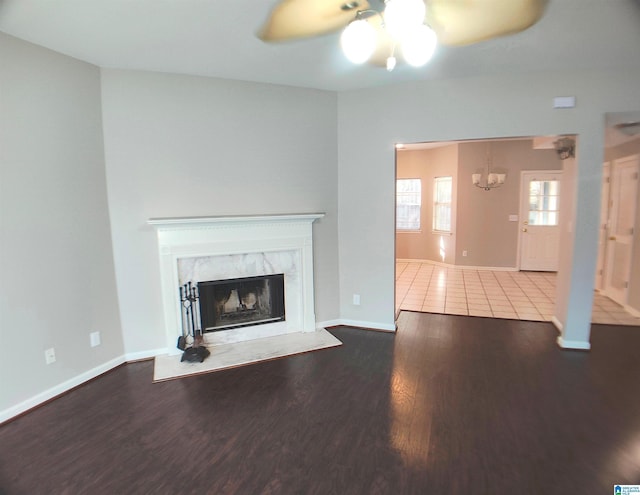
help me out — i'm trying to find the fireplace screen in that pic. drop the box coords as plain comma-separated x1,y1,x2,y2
198,274,285,332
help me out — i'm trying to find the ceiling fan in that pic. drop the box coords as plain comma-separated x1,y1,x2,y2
259,0,549,70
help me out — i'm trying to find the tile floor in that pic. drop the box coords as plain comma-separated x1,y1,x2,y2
396,261,640,325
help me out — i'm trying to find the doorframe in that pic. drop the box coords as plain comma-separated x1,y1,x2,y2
595,161,611,290
602,154,639,306
517,170,563,272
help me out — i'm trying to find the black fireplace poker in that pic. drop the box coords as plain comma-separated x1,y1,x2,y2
178,282,210,363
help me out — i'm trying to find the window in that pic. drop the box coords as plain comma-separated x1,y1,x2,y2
528,180,559,226
396,179,421,230
433,176,452,232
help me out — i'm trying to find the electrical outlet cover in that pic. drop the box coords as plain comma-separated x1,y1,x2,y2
45,348,56,364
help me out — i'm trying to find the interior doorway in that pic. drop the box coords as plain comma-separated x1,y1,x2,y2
395,136,565,321
600,154,639,307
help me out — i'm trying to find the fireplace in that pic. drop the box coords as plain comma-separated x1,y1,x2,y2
198,274,285,332
148,213,324,353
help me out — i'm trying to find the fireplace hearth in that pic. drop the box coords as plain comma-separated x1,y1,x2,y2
198,274,285,332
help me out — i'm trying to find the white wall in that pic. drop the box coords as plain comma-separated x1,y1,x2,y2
337,69,640,347
100,70,340,354
0,34,124,416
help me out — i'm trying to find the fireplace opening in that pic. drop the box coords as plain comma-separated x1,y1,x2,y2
198,274,285,332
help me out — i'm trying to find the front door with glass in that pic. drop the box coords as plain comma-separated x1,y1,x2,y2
519,171,562,271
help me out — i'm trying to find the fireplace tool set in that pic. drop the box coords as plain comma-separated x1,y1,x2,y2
178,282,210,363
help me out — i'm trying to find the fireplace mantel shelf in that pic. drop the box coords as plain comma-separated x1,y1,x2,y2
148,213,325,229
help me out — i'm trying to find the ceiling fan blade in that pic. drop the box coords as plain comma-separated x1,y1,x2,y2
259,0,370,42
427,0,549,46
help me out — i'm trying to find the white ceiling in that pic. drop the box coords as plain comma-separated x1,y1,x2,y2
1,0,639,92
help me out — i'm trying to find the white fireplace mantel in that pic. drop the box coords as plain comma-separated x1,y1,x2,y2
148,213,324,354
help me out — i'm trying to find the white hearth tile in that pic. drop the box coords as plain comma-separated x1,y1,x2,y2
153,329,341,382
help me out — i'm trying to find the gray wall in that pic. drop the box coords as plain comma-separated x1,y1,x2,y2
338,70,640,346
100,70,340,354
0,34,124,414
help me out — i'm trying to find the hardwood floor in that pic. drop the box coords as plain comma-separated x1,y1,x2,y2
1,314,639,494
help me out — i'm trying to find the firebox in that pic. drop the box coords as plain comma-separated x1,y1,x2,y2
197,274,285,332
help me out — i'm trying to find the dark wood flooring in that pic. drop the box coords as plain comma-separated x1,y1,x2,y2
1,312,640,494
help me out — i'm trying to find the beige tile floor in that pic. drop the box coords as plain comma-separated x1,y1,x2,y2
396,261,640,325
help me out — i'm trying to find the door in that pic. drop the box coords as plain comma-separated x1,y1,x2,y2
595,162,610,290
519,171,562,271
604,155,639,305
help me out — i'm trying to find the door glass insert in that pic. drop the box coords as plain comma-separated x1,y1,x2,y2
528,180,559,226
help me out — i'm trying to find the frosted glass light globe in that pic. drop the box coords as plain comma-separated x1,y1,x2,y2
401,24,437,67
384,0,426,38
341,19,376,64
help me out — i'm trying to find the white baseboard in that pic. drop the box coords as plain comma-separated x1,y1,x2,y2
396,259,518,272
557,336,591,350
624,304,640,318
316,319,343,330
3,319,404,425
125,348,167,361
550,316,563,332
0,347,170,424
317,319,396,332
0,355,126,425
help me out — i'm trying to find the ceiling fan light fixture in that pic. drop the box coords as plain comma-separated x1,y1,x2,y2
386,55,397,71
341,18,376,64
340,1,361,11
401,24,437,67
384,0,426,38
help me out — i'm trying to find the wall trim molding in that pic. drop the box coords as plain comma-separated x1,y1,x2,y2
396,259,518,272
557,336,591,351
624,303,640,318
317,319,396,332
125,348,167,362
0,355,126,425
2,319,398,424
550,316,563,332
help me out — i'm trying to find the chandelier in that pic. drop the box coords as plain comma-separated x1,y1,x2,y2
340,0,437,71
472,142,506,191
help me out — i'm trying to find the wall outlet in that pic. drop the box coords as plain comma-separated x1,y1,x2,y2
462,250,468,257
353,294,361,306
45,348,56,365
90,331,101,347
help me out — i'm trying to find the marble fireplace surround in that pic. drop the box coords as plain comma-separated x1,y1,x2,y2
148,214,324,355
